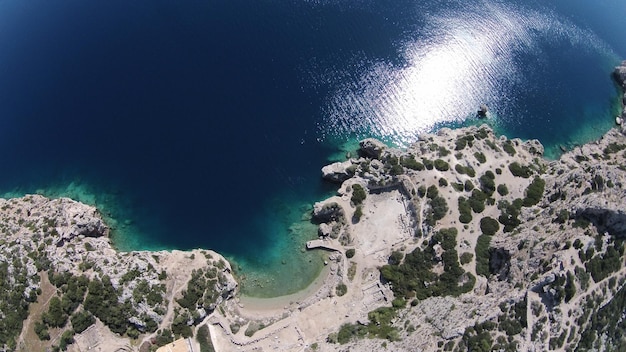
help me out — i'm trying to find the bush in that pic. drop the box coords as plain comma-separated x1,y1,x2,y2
479,174,496,196
59,330,74,351
401,156,424,170
70,311,95,333
498,201,521,232
345,248,356,258
388,251,404,265
439,178,448,187
351,184,367,205
460,252,474,265
455,164,476,177
426,185,439,199
434,159,450,171
503,140,516,156
475,235,492,277
480,217,500,236
474,152,487,163
417,185,427,198
353,205,363,222
34,321,50,340
197,324,216,352
464,180,475,192
458,197,473,224
43,296,68,328
523,177,545,207
336,283,348,297
497,184,508,196
428,196,448,224
508,162,532,178
469,190,487,213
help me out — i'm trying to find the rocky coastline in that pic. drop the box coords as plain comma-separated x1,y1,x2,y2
1,63,626,352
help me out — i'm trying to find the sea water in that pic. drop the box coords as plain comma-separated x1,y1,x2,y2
0,0,624,297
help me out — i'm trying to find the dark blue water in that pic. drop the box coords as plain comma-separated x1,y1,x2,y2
0,0,624,296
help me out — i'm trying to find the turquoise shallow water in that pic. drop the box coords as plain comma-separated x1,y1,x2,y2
0,0,624,297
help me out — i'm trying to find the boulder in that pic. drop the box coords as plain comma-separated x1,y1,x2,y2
359,138,386,159
321,160,355,183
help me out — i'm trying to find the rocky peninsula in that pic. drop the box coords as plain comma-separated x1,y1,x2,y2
1,61,626,352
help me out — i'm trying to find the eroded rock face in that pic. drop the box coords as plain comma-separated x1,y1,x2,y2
321,160,355,183
312,200,345,223
489,248,511,281
359,138,386,159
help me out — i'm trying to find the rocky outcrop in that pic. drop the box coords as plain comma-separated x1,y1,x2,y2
0,195,237,351
312,200,345,223
321,160,355,183
359,138,386,159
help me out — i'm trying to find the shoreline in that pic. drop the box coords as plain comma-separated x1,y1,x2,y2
238,264,332,311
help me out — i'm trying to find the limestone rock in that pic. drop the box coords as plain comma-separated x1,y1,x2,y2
321,160,355,183
312,200,344,223
359,138,386,159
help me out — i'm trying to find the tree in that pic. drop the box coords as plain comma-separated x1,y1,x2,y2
43,296,68,328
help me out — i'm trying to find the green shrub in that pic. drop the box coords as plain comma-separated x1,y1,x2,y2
458,197,473,224
464,180,475,192
336,283,348,297
503,140,516,156
43,296,68,328
197,325,216,352
479,174,496,196
523,177,545,207
498,201,521,232
423,158,434,170
460,252,474,265
603,143,626,155
426,185,439,199
428,196,448,224
439,178,448,187
351,184,367,205
353,205,363,222
34,321,50,340
401,156,424,170
455,164,476,177
475,235,492,277
508,162,533,178
469,190,486,213
455,135,475,150
555,209,570,224
70,311,95,333
345,249,356,258
480,217,500,236
452,183,464,192
434,159,450,171
417,185,426,198
474,152,487,163
497,184,509,196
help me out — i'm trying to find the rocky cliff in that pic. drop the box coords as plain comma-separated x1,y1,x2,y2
0,195,236,351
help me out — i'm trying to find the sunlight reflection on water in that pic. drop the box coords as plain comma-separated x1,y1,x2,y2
320,1,616,147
